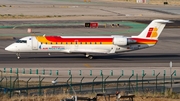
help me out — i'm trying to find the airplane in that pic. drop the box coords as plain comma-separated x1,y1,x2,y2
5,19,171,59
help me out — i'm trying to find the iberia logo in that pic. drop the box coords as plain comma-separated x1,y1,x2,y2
146,27,158,38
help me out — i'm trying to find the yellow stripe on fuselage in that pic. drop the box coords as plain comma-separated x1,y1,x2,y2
36,36,51,43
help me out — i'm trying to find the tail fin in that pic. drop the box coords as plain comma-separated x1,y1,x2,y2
134,19,171,39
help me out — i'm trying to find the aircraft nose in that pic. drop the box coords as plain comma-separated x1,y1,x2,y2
5,45,14,52
5,46,11,51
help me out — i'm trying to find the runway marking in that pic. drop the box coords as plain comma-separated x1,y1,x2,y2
84,64,92,68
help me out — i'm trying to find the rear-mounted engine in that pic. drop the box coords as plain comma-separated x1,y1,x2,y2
113,37,136,46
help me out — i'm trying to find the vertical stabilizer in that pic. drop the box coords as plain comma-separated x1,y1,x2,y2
134,19,171,39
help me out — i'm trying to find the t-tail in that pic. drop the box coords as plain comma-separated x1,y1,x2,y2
132,19,172,39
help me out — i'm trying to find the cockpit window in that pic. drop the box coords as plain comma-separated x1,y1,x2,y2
16,40,27,43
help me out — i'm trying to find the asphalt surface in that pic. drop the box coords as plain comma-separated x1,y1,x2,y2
0,53,179,63
0,53,180,68
0,20,179,28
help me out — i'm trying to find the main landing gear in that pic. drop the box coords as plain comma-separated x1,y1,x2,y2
85,54,93,60
16,53,20,59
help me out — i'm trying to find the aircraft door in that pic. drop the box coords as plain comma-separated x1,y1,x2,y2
31,36,38,50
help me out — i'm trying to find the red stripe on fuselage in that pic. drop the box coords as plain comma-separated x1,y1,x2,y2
45,36,113,42
131,38,157,43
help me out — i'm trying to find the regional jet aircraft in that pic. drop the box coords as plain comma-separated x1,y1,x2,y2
5,19,170,59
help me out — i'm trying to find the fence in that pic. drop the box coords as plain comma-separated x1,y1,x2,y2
0,68,179,98
0,68,177,76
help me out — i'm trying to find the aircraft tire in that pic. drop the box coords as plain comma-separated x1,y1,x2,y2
88,55,93,60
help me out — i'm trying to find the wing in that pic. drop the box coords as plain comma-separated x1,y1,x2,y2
68,49,111,54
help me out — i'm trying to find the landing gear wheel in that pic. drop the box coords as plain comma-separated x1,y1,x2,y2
88,55,93,60
85,54,89,58
16,53,20,59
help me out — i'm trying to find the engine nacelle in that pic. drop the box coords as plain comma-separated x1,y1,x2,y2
113,37,136,46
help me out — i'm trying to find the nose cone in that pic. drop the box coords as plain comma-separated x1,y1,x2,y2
5,45,15,52
5,46,11,51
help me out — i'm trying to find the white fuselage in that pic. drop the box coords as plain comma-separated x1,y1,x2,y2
5,36,153,54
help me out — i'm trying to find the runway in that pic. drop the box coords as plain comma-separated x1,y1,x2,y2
0,53,180,67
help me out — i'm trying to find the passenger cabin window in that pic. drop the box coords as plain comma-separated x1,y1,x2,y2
16,40,27,43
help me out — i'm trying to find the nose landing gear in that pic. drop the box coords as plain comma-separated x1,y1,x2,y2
16,53,20,59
